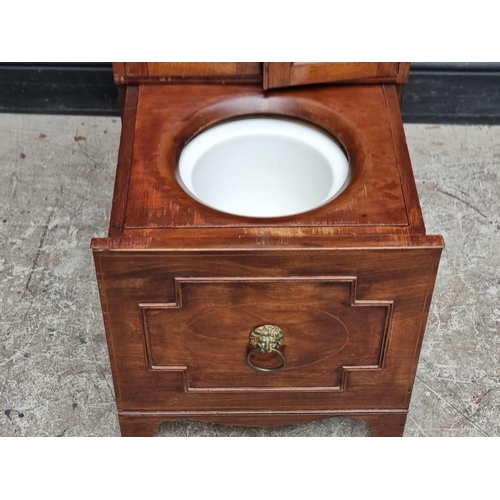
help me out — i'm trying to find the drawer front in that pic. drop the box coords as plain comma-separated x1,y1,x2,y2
142,278,390,390
94,246,441,412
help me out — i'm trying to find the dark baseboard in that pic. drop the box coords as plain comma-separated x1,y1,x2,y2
1,63,499,124
401,64,500,125
0,63,119,116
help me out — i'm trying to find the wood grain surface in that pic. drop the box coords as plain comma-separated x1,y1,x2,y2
113,62,262,84
120,84,420,232
263,62,409,89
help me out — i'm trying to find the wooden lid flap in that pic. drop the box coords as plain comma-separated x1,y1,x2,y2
263,62,411,89
113,62,262,84
113,62,410,89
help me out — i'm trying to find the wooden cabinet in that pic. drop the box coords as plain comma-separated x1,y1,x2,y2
92,62,442,437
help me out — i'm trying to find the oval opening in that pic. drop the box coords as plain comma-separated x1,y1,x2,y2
178,117,350,218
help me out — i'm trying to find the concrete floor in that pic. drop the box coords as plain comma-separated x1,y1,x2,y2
0,114,498,437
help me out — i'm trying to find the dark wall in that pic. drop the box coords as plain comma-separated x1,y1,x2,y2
0,63,118,116
402,62,500,124
1,63,499,124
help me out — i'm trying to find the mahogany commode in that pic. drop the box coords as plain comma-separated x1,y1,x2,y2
91,62,443,437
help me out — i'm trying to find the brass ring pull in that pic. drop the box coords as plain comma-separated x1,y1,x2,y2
246,324,287,373
246,347,287,372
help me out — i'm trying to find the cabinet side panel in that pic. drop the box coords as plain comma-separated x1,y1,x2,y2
108,86,139,237
383,84,425,232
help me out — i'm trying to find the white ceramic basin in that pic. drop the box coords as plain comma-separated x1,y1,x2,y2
178,117,350,218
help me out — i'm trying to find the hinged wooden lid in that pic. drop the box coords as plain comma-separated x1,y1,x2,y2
263,62,410,89
113,62,410,89
113,62,262,84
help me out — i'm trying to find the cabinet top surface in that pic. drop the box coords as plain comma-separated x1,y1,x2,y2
114,83,422,236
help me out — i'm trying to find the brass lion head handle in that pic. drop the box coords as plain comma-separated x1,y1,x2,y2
247,324,287,372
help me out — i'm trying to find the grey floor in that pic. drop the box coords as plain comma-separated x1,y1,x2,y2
0,114,498,437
